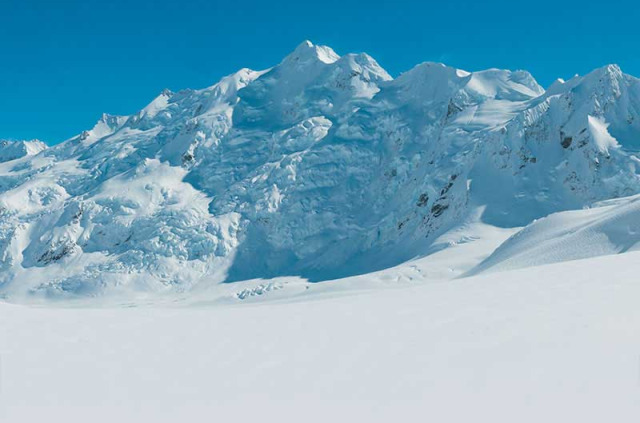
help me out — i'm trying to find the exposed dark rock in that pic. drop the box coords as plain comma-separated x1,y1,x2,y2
416,193,429,207
182,152,194,163
397,217,410,230
446,101,463,118
38,243,76,265
440,181,454,196
431,203,448,218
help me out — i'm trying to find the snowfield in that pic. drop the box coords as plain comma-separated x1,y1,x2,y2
1,251,640,423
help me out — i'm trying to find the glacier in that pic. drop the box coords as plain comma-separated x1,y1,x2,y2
1,41,640,300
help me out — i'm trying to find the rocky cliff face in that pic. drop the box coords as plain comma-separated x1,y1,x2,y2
1,42,639,298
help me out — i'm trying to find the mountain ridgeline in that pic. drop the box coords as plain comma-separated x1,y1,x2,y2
1,41,640,298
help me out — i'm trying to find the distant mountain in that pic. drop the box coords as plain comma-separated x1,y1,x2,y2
1,41,640,299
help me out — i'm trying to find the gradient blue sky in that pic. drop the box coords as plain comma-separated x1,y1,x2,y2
2,0,639,144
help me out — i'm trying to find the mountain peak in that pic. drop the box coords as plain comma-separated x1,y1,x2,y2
336,52,392,81
581,64,624,84
282,40,340,66
394,62,469,84
546,64,628,100
388,62,471,104
0,139,47,162
466,68,544,100
600,63,623,75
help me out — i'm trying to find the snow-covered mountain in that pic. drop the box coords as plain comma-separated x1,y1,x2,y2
0,139,47,163
2,41,640,299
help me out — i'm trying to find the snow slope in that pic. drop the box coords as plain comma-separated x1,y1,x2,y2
2,41,640,299
469,194,640,275
1,252,640,423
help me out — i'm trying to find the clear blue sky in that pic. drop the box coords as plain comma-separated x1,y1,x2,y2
2,0,639,144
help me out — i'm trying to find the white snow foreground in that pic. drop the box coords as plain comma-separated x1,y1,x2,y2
1,41,640,300
1,252,640,422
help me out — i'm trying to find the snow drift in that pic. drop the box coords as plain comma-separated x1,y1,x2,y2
468,194,640,275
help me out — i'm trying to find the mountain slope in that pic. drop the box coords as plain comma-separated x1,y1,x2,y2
1,41,640,299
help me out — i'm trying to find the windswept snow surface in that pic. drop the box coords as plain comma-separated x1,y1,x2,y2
1,252,640,423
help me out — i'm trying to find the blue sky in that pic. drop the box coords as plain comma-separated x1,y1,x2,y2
2,0,639,144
